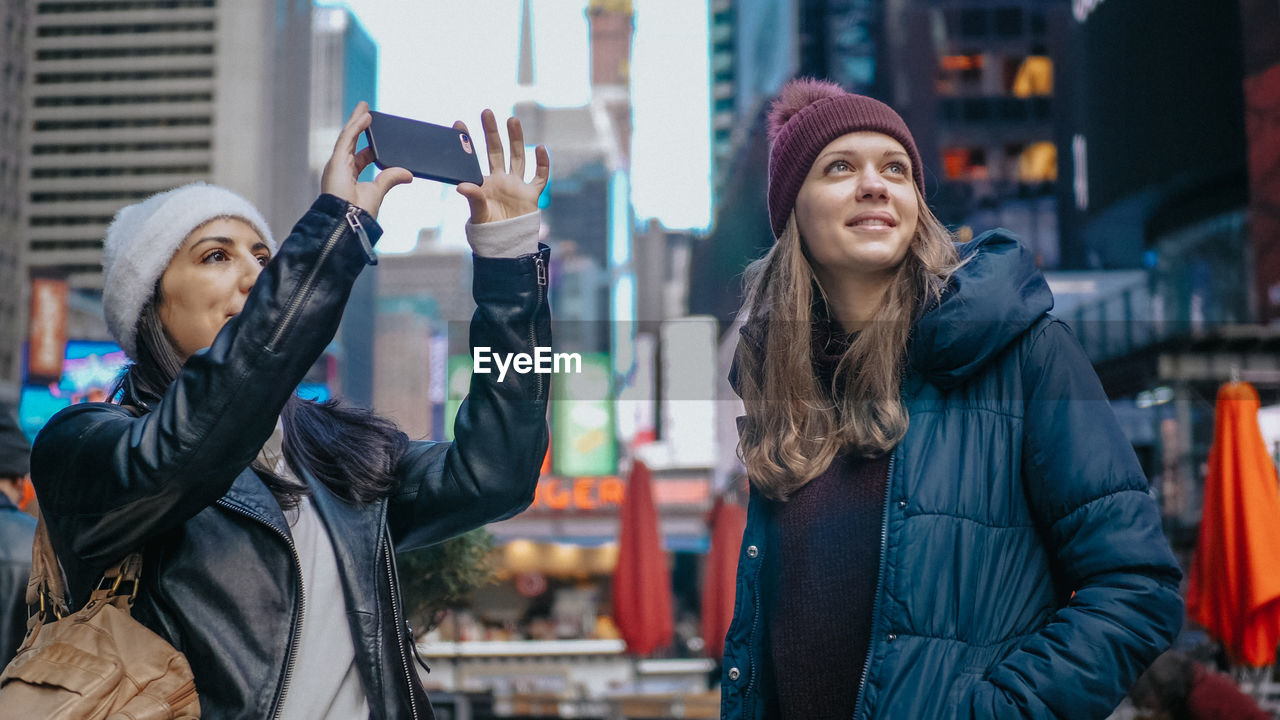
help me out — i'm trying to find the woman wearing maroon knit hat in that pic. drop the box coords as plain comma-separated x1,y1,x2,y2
719,78,1182,719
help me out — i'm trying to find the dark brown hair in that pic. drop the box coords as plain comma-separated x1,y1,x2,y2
119,280,406,507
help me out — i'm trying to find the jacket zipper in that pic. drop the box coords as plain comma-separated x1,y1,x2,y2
532,254,547,403
267,207,360,351
216,499,305,720
384,534,421,720
852,450,896,720
346,206,377,265
744,549,764,714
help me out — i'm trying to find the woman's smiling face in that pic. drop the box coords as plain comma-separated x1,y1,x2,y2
157,217,271,361
794,131,920,284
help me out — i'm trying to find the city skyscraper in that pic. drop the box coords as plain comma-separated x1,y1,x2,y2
374,232,473,442
882,1,1067,267
311,4,379,407
514,0,635,356
696,0,1070,326
708,0,796,209
21,0,313,298
1,0,31,400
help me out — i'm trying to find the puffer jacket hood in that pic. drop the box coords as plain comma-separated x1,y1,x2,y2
908,228,1054,388
734,228,1053,391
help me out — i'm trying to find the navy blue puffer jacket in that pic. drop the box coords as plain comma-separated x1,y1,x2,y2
721,230,1183,719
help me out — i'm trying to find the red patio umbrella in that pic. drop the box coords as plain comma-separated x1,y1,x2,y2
1186,381,1280,667
701,495,747,660
612,459,673,655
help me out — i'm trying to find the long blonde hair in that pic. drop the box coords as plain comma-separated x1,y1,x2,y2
736,186,964,500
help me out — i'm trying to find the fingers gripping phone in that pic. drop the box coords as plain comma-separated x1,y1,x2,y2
363,111,484,186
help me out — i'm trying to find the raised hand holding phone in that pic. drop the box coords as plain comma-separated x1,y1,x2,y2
364,111,484,186
322,102,412,218
453,109,551,225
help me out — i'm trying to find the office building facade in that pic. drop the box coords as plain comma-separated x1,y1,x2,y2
1,0,31,400
310,4,378,407
21,0,313,296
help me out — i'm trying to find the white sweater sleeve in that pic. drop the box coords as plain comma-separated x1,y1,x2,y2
464,210,541,258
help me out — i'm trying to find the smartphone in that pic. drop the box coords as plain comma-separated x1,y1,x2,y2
363,110,484,186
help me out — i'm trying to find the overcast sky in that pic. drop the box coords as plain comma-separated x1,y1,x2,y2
332,0,711,253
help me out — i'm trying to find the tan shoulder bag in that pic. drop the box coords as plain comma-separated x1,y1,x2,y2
0,512,200,719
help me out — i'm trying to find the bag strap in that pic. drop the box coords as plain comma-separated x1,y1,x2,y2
27,512,142,622
27,510,68,620
27,511,143,624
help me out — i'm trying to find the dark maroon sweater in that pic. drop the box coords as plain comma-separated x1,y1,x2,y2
768,452,889,718
766,321,890,719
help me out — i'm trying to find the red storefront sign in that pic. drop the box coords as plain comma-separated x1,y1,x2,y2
529,474,711,512
28,275,70,385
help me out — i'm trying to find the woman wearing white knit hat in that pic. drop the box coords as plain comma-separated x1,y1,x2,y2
28,102,552,719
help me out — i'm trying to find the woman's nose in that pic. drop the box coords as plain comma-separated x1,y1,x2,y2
238,258,262,293
858,167,888,198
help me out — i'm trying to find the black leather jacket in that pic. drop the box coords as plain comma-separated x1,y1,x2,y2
31,194,551,720
0,493,36,665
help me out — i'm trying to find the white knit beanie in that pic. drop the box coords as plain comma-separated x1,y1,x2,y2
102,183,276,360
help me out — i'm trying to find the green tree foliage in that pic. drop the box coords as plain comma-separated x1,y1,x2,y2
395,527,497,635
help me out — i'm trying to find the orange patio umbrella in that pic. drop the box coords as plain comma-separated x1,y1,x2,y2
701,495,747,660
612,459,673,655
1187,381,1280,667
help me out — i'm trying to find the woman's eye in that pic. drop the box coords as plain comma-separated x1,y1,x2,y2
827,160,852,174
257,255,270,267
886,162,907,175
202,249,228,263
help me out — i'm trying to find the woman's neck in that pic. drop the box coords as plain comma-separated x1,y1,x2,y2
816,271,894,334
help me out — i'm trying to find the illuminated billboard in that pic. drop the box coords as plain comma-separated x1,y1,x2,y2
552,353,616,477
19,340,128,440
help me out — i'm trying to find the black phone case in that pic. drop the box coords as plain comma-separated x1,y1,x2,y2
364,111,484,186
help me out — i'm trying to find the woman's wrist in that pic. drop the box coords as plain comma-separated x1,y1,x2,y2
465,210,540,258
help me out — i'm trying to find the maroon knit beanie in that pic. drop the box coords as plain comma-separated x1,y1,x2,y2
766,78,925,239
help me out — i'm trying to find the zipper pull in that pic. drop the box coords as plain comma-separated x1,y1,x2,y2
346,205,377,265
406,621,432,674
535,255,547,286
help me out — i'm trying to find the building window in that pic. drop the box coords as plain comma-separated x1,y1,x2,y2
34,93,214,107
31,164,210,179
36,21,214,37
36,1,215,13
29,215,115,227
32,140,210,155
1030,10,1047,36
31,239,105,251
35,45,214,61
959,9,987,38
937,53,984,96
998,97,1029,122
995,8,1023,37
942,147,987,181
941,53,983,75
1010,53,1053,97
36,68,213,83
34,116,211,131
839,56,876,87
1019,142,1057,184
961,98,990,122
30,190,153,203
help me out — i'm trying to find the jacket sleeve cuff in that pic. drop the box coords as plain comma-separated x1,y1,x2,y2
465,211,541,258
312,193,384,248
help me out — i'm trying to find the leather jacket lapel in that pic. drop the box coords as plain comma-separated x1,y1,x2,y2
307,477,384,616
220,468,289,533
